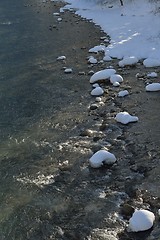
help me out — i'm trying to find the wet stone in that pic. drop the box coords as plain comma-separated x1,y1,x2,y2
121,203,135,218
90,104,98,110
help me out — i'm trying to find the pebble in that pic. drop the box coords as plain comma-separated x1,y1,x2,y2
90,104,98,110
88,70,95,75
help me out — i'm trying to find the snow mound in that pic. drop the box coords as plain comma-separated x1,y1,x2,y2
89,150,116,168
147,72,158,78
119,56,138,67
91,86,104,96
128,209,155,232
115,112,138,124
145,83,160,92
143,58,160,67
103,55,112,62
90,69,116,83
118,90,129,97
88,56,98,64
110,74,123,85
89,45,106,53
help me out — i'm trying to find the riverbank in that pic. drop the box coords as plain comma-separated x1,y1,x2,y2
0,0,160,239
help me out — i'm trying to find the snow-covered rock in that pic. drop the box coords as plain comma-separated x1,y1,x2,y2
147,72,158,78
145,83,160,91
110,74,123,84
89,45,106,53
88,57,98,64
119,56,138,67
128,209,155,232
103,55,112,62
57,55,66,60
53,12,60,16
115,112,138,124
118,90,129,97
92,83,100,88
113,82,120,87
91,87,104,96
57,17,62,22
143,58,160,67
90,69,116,83
64,68,72,73
89,150,116,168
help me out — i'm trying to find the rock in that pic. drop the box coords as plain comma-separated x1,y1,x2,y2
128,209,155,232
90,104,98,110
78,71,85,75
89,149,116,168
80,129,93,137
88,70,95,76
57,55,66,60
121,204,135,217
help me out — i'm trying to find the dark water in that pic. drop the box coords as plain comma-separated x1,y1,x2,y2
0,0,85,238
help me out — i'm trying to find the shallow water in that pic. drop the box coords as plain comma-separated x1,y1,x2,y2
0,0,110,238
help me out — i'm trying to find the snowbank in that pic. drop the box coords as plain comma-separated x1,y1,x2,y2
63,0,160,67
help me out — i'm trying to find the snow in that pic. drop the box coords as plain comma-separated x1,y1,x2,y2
145,83,160,92
89,150,116,168
118,56,138,67
118,90,129,97
91,86,104,96
89,45,105,53
90,69,116,83
63,0,160,67
115,112,138,124
128,209,155,232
